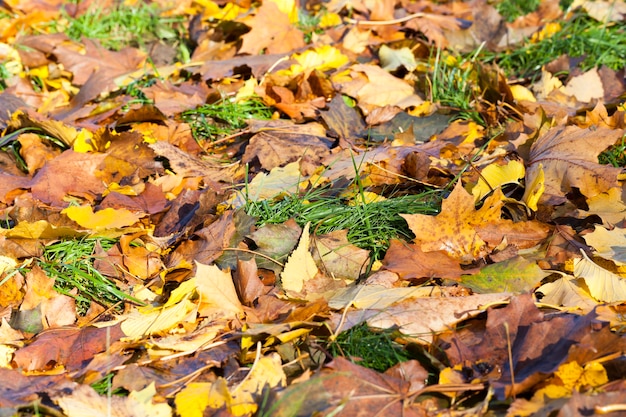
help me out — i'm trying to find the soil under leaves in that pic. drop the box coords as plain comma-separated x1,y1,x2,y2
0,0,625,416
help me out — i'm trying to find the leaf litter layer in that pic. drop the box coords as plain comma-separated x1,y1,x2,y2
0,0,625,416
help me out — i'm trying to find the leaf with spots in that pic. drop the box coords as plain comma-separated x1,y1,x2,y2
401,182,549,264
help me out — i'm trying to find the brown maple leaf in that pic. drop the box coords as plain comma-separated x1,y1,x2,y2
526,125,623,205
239,2,305,55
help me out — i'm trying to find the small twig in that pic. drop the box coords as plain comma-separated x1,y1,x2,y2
222,247,284,267
345,12,426,26
204,129,251,148
504,322,516,400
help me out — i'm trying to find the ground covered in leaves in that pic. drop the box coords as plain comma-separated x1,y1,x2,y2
0,0,625,416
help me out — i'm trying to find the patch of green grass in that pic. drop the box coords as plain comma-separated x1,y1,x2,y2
245,184,441,262
483,11,626,80
180,98,273,143
61,2,188,58
328,322,411,372
599,136,626,167
38,237,139,315
91,373,128,396
298,9,323,43
425,48,485,125
495,0,541,22
120,74,158,110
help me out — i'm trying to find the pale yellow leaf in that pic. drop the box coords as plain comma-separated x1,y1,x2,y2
562,68,604,102
536,275,598,313
328,285,446,310
573,251,626,302
121,298,196,340
379,45,417,72
281,222,319,294
194,262,243,319
584,226,626,264
229,161,306,208
56,383,171,417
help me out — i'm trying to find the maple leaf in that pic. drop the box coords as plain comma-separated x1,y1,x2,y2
239,1,305,55
525,125,623,205
401,182,549,263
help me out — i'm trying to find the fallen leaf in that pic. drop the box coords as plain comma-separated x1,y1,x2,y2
471,159,525,202
239,1,304,55
194,261,244,320
583,226,626,264
536,275,599,313
525,125,623,205
402,183,548,263
56,383,171,417
335,64,423,114
332,292,511,345
62,205,144,230
312,229,370,281
461,256,549,294
573,251,626,303
382,239,471,280
30,150,107,207
280,222,319,296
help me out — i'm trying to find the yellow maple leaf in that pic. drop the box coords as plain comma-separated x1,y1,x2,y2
62,205,143,230
401,182,500,263
537,360,608,400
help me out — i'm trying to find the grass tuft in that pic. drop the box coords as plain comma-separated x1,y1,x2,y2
245,185,441,261
180,98,273,143
61,3,188,58
424,48,485,125
38,237,136,315
328,322,411,372
482,11,626,80
599,136,626,167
